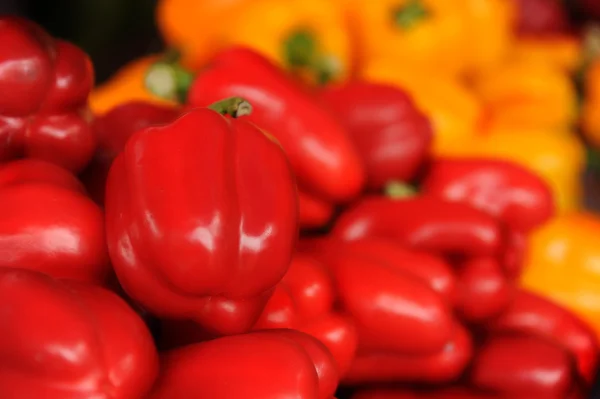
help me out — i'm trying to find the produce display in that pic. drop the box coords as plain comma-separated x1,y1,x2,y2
3,0,600,397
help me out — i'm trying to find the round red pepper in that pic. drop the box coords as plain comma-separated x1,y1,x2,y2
105,98,298,335
0,267,158,398
0,17,95,172
319,81,433,190
513,0,570,36
0,159,109,283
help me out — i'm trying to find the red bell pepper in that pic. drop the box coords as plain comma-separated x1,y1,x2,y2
82,101,180,205
319,81,433,190
148,330,337,399
469,335,578,399
455,257,515,323
0,267,158,399
332,196,504,258
175,47,366,202
0,159,109,283
0,17,95,172
487,289,599,384
343,321,472,384
421,158,555,234
105,97,298,335
514,0,570,36
311,238,456,355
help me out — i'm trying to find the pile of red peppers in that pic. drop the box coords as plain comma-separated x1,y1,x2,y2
0,16,599,399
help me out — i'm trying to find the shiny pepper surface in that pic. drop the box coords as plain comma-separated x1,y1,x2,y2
186,47,365,202
0,267,158,399
0,17,95,172
0,159,109,283
105,98,298,335
149,331,334,399
521,213,600,340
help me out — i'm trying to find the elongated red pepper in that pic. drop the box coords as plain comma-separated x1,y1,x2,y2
82,101,180,205
105,98,298,335
318,81,433,190
487,289,599,384
0,159,109,283
0,267,158,398
455,257,514,323
0,17,95,172
178,47,365,202
148,331,334,399
332,196,505,258
421,158,555,233
344,321,472,384
253,254,357,375
312,238,456,355
469,335,578,399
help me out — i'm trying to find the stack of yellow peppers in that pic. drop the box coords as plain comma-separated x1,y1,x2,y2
88,0,600,336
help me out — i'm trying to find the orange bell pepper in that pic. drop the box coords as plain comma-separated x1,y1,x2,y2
337,0,467,76
89,55,177,115
157,0,351,84
361,60,482,156
473,58,578,133
582,59,600,148
521,213,600,339
440,127,586,213
510,35,583,73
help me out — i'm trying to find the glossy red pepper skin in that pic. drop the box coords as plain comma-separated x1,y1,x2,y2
148,331,328,399
187,47,365,202
455,257,515,323
312,238,456,355
580,0,600,19
488,290,599,384
298,189,335,229
0,267,158,399
514,0,570,36
82,101,180,205
469,335,576,399
0,17,95,172
0,159,109,283
422,158,555,234
254,255,358,375
319,81,433,190
332,196,504,258
332,238,456,304
343,321,472,384
105,106,298,335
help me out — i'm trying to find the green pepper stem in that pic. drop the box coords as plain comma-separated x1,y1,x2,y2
283,30,339,86
145,52,195,103
208,97,253,118
384,181,418,199
393,0,429,30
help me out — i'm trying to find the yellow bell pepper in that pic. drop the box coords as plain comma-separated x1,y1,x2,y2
157,0,351,84
582,59,600,148
521,213,600,339
89,55,177,115
440,127,586,212
361,60,482,155
472,58,578,133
